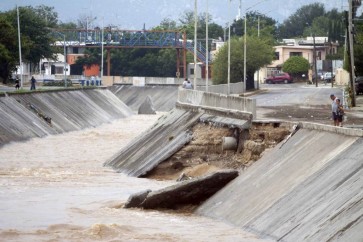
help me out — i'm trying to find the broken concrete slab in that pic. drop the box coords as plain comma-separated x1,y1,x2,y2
124,170,238,209
104,108,203,177
123,189,151,208
138,95,156,114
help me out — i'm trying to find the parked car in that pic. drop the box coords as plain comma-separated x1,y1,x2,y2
265,72,293,84
355,76,363,95
312,72,324,83
323,72,335,83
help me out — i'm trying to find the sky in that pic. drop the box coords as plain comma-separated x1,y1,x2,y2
0,0,354,30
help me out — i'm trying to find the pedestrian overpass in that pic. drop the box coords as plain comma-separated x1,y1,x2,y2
53,28,211,78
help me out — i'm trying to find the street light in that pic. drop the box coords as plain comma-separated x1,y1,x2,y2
101,18,104,84
62,33,67,88
255,10,272,89
47,29,67,88
205,0,209,92
243,12,247,92
193,0,198,90
16,5,23,89
243,0,268,92
227,0,231,95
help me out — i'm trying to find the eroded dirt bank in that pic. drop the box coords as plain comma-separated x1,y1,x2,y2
144,122,291,181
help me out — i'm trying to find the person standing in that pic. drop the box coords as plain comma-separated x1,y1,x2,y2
15,77,20,90
182,78,188,88
336,98,345,127
330,94,339,126
184,79,193,89
30,76,36,90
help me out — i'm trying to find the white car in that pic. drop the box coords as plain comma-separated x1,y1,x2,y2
323,72,334,83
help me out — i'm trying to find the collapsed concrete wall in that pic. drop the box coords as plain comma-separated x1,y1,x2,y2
103,105,253,177
104,108,203,176
0,89,133,146
196,128,363,241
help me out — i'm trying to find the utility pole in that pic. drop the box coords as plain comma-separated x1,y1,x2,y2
205,0,209,92
227,0,231,95
313,33,318,87
348,0,358,107
194,0,197,90
17,5,23,89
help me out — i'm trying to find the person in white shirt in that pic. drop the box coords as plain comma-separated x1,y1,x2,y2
182,78,188,88
330,94,339,126
184,80,193,89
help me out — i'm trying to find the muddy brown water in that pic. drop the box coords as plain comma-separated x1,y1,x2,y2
0,114,271,241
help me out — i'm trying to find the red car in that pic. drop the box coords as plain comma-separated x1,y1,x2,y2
265,72,293,84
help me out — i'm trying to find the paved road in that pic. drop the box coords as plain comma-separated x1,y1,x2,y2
251,82,363,127
255,83,344,107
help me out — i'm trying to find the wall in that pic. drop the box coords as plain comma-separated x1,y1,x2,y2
177,88,256,118
196,82,244,95
335,68,350,86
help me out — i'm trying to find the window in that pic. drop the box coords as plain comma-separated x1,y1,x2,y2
290,52,302,57
190,68,194,75
274,52,280,60
55,66,64,74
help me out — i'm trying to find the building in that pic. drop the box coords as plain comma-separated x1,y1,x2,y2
257,37,341,84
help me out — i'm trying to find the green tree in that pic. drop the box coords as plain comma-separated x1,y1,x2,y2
0,16,17,83
231,11,277,42
4,6,56,72
33,5,58,28
75,48,101,68
212,36,274,89
0,6,57,82
304,16,330,37
353,17,363,76
278,3,325,39
282,56,310,78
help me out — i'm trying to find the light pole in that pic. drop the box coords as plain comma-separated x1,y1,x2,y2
227,0,231,95
62,33,67,88
243,0,268,92
194,0,198,90
16,5,23,89
205,0,209,92
101,18,104,84
48,29,68,88
243,12,247,92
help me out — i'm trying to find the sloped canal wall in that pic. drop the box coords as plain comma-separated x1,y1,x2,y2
0,89,132,146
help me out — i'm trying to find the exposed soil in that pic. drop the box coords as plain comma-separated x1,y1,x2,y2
145,103,363,182
145,122,291,181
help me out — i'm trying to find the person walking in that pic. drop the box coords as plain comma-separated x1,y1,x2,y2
30,76,36,90
330,94,339,126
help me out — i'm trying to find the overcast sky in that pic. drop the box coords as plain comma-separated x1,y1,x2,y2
0,0,354,30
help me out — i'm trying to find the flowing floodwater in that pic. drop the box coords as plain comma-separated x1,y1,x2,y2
0,114,270,241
